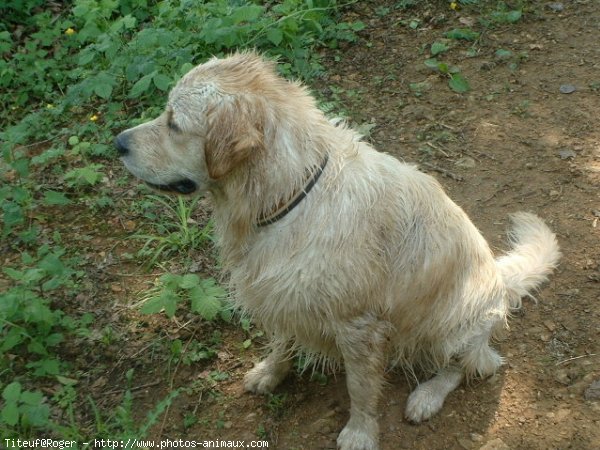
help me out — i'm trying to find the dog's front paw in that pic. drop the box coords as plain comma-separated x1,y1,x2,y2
405,385,445,423
243,360,284,395
336,420,378,450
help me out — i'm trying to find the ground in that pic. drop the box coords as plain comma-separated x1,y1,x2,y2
88,1,600,449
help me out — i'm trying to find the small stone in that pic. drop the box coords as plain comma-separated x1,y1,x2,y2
558,149,576,160
540,332,552,342
543,320,557,332
556,408,571,421
549,190,560,198
455,157,477,169
584,379,600,400
471,433,484,442
547,2,564,12
559,84,576,94
458,438,474,449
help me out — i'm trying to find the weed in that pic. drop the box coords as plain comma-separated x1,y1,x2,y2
169,336,220,366
0,382,51,434
444,28,480,42
424,58,471,93
267,393,288,417
133,195,213,268
1,245,88,378
141,273,227,321
511,100,532,118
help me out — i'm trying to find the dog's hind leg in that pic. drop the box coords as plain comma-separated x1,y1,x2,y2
404,366,463,423
335,315,388,450
244,339,292,395
459,332,504,379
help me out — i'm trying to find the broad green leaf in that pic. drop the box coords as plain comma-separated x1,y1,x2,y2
449,73,470,93
200,278,226,299
351,21,366,31
21,402,50,427
153,73,171,91
424,58,440,70
162,292,178,318
64,164,104,186
93,70,117,99
431,42,448,56
20,390,44,406
266,28,283,46
129,73,154,98
231,5,264,24
78,49,96,66
27,338,49,356
45,333,64,347
3,267,24,281
491,10,522,24
2,382,22,402
1,329,25,352
179,273,199,289
189,286,222,321
29,358,61,376
444,28,480,41
94,82,113,99
43,191,72,206
159,273,182,290
180,62,194,76
1,402,19,426
495,49,513,59
141,292,177,317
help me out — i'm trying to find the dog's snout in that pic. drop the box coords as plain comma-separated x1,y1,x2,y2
114,133,130,156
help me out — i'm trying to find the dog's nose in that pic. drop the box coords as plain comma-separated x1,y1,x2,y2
114,133,130,156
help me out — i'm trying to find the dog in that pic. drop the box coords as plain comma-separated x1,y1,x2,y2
115,52,560,450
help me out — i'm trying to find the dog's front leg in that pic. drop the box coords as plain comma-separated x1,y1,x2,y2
244,339,292,395
335,316,388,450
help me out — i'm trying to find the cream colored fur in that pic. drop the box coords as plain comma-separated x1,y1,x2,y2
117,52,561,450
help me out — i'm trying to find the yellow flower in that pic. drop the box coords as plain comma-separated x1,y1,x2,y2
65,28,76,36
450,2,459,10
90,114,99,122
46,103,55,109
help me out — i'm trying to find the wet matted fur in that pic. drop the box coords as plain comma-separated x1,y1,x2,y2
116,52,560,450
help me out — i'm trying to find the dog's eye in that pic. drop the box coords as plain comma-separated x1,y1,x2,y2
168,120,182,133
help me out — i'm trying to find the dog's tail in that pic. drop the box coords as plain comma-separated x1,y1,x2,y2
496,212,561,310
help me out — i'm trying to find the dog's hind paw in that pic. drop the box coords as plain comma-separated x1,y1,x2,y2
405,367,463,423
405,385,445,423
337,424,379,450
243,360,287,395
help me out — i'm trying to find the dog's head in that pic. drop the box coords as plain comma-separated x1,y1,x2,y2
115,52,281,194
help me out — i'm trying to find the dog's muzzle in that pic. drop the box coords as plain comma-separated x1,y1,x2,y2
114,132,198,195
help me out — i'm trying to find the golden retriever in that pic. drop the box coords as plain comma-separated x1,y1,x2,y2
115,52,560,450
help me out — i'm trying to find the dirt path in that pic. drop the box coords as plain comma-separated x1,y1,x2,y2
141,1,600,449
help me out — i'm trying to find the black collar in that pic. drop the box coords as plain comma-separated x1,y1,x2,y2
256,154,329,227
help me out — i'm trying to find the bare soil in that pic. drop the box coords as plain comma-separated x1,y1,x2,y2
92,1,600,449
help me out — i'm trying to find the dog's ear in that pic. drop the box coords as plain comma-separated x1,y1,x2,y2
205,97,264,179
